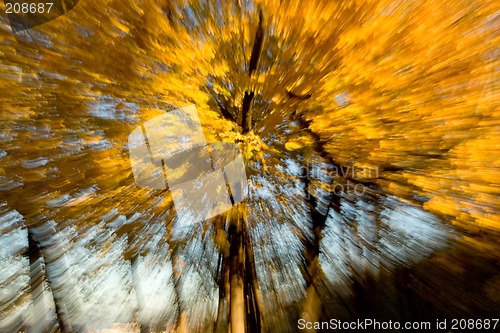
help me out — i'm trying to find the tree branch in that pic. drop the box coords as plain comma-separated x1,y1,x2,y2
241,8,264,133
205,83,237,123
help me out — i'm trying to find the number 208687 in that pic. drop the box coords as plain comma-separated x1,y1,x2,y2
5,2,54,14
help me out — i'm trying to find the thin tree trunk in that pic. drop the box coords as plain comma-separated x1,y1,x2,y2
214,250,231,333
130,253,151,333
27,229,71,333
299,169,322,332
167,242,190,333
205,82,237,124
298,157,341,332
213,213,231,333
170,251,189,333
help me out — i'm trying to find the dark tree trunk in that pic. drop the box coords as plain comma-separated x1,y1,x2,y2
214,251,230,333
27,229,71,333
241,8,264,134
205,82,237,124
248,9,264,76
297,136,342,331
241,91,255,134
298,165,333,331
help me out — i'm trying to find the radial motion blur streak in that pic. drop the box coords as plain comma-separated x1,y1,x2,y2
0,0,499,332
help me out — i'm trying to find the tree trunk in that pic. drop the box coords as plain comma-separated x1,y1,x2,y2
298,159,340,332
229,209,246,333
27,229,71,333
130,254,151,333
214,251,230,333
243,224,263,332
240,8,264,134
241,91,255,134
